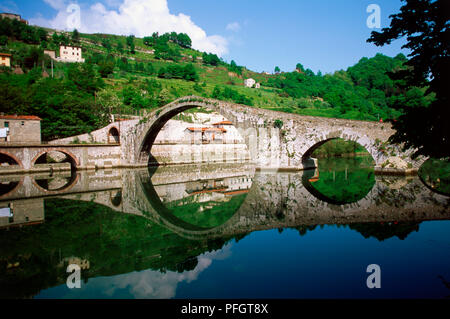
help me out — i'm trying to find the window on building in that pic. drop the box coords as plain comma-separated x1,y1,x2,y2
4,122,9,128
21,121,24,126
1,57,4,60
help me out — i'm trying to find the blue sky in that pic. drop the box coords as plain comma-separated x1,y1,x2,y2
0,0,409,74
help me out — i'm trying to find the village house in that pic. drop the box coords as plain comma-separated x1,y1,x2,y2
0,53,11,68
0,115,42,143
0,12,28,24
244,78,256,88
57,45,85,63
244,78,260,89
43,49,56,60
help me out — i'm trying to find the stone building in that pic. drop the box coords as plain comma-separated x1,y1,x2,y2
0,199,44,229
0,53,11,68
0,115,42,143
44,49,56,60
58,45,85,63
0,12,28,24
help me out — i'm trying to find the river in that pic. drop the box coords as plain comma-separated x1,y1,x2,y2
0,157,449,299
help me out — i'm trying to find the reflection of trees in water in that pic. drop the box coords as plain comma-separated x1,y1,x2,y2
293,221,420,241
306,157,375,204
166,193,246,229
0,198,239,299
347,222,420,241
418,158,450,196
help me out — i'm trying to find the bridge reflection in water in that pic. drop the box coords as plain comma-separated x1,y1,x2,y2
0,161,449,298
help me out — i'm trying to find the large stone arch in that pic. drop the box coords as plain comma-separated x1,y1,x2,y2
134,97,251,165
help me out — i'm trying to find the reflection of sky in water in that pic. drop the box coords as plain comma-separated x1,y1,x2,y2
36,244,232,299
36,220,450,299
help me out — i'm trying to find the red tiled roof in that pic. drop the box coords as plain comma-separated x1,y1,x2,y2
0,115,42,120
0,53,12,57
186,127,227,132
212,121,233,126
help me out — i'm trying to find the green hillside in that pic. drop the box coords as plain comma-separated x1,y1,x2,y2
0,18,433,141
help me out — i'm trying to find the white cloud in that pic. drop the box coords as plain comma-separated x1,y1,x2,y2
70,244,233,299
30,0,228,56
226,22,241,32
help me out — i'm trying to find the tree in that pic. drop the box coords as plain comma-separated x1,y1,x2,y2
367,0,449,159
72,29,80,43
126,35,135,54
117,42,124,53
274,66,280,74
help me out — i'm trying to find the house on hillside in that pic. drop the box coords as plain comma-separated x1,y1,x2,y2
244,78,255,88
0,12,28,24
0,53,11,68
244,78,260,88
57,45,85,63
44,50,56,60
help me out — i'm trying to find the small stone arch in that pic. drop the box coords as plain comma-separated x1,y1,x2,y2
108,126,120,144
32,172,79,194
31,148,80,169
0,151,24,168
300,131,380,166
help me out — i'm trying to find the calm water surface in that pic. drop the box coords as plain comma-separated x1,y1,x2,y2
0,157,449,299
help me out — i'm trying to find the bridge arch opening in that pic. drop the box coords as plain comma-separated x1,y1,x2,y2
301,138,376,204
139,104,249,166
33,150,78,171
140,163,254,234
108,127,120,144
0,152,23,167
33,171,78,193
110,190,122,206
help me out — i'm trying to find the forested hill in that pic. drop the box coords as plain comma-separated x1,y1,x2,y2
0,17,432,140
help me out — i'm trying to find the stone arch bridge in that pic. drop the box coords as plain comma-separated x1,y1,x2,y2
0,96,423,172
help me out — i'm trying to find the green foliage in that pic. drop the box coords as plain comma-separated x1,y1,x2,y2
157,63,199,81
273,119,283,129
211,85,253,106
418,158,450,195
308,157,376,204
367,0,449,158
126,35,135,54
202,52,221,66
263,53,416,122
312,139,370,158
0,16,48,45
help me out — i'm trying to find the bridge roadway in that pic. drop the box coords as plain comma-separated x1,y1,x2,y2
1,165,448,239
